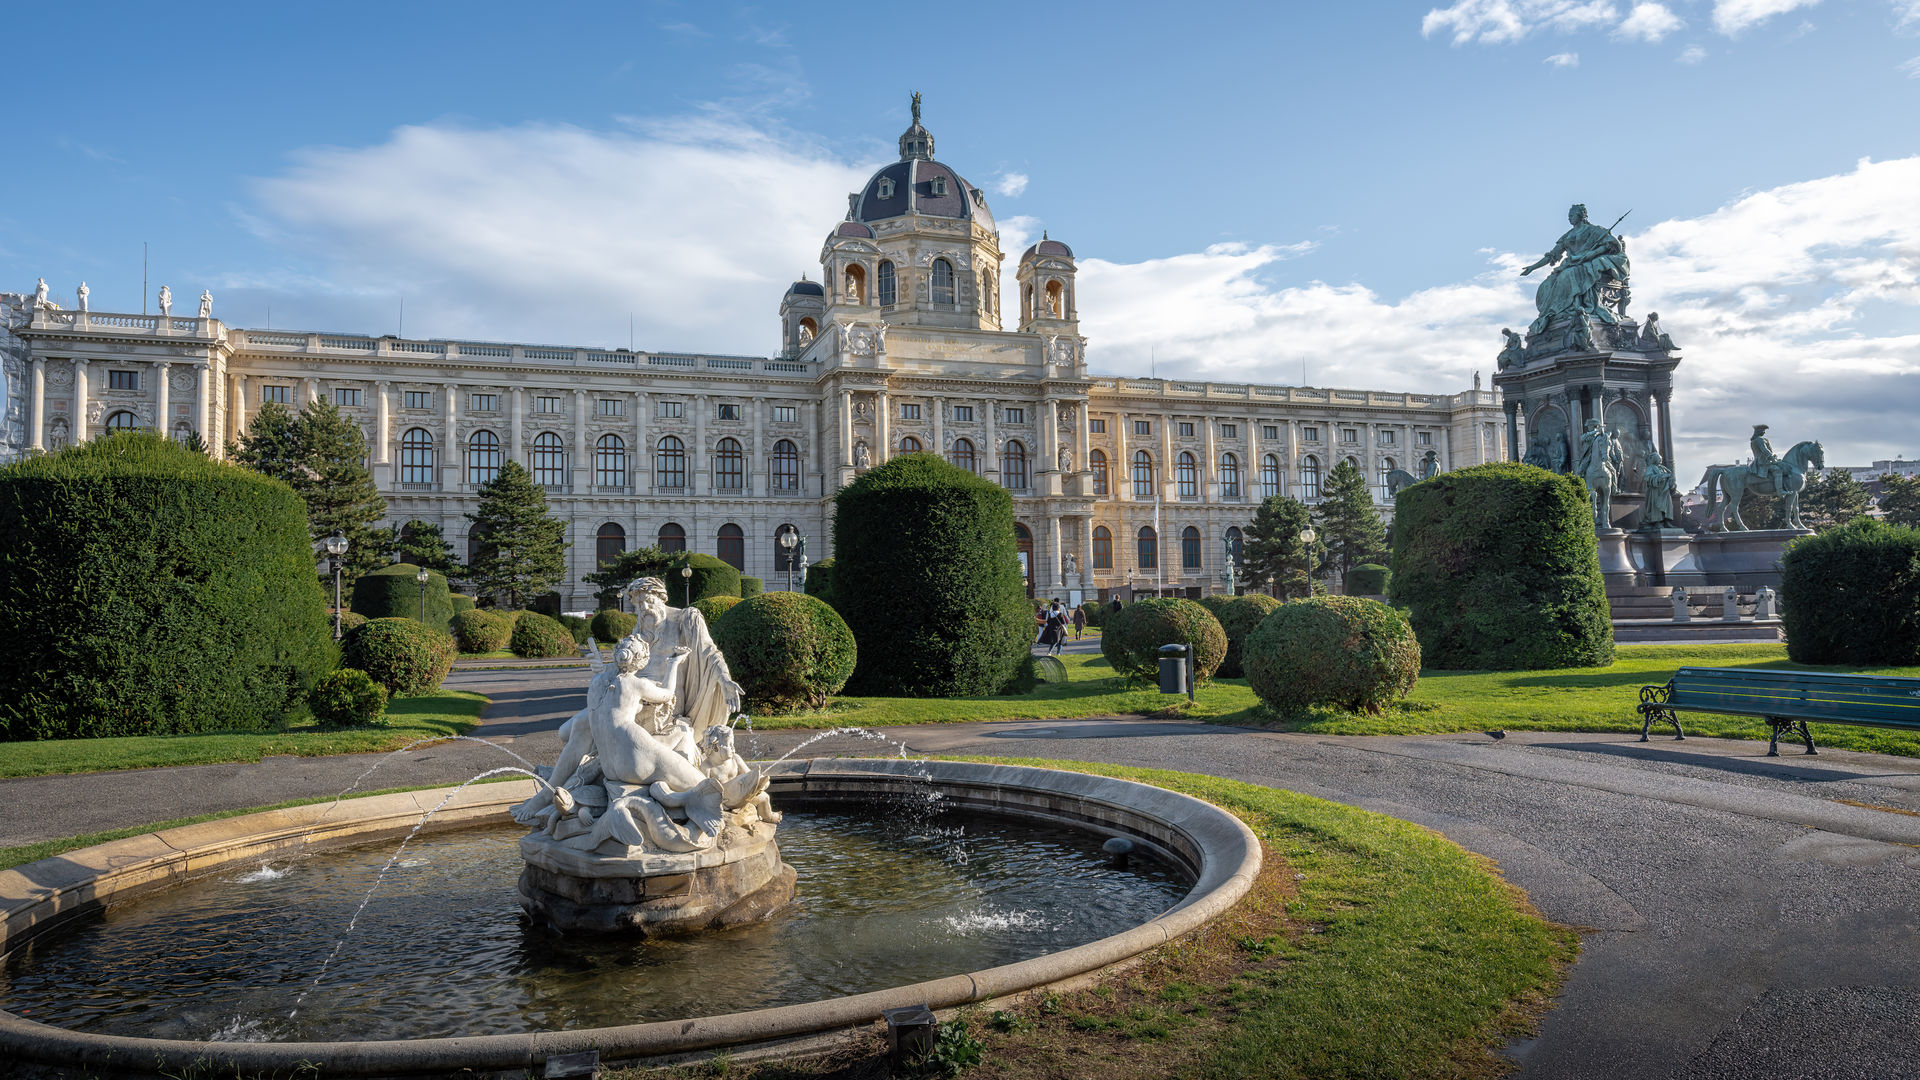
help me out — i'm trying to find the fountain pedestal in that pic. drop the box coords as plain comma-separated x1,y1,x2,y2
518,821,796,935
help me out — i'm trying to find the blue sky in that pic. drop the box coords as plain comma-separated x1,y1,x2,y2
4,0,1917,467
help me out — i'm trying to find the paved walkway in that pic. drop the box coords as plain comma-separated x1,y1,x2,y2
7,666,1920,1079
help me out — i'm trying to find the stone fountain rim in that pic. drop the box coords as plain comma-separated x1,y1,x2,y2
0,758,1261,1076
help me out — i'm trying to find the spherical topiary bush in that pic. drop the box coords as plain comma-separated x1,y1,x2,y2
668,553,741,608
1101,598,1229,686
739,576,764,598
1780,518,1920,665
450,609,512,654
694,594,743,625
559,614,591,646
1195,594,1235,622
0,432,334,740
832,455,1030,696
1244,596,1422,715
1215,594,1284,678
710,592,857,711
342,618,456,696
1390,462,1613,670
350,563,455,632
309,668,390,726
336,611,369,636
1345,563,1391,597
589,609,638,644
450,594,476,614
510,611,577,658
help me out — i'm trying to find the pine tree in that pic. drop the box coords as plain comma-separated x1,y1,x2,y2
1314,460,1388,578
1798,469,1872,532
230,399,389,587
1240,495,1326,600
466,461,569,609
395,519,462,578
1879,473,1920,528
582,545,676,609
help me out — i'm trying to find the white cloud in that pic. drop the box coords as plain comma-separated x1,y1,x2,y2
1422,0,1619,44
1678,43,1709,62
1711,0,1820,35
1899,1,1920,30
1615,2,1685,40
1544,50,1581,65
994,172,1030,197
1902,55,1920,77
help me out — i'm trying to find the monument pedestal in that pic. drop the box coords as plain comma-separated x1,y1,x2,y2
518,821,796,935
1686,528,1812,589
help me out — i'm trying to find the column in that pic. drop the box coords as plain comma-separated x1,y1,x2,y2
1042,396,1060,474
1078,401,1092,484
572,389,588,492
372,381,390,463
1203,414,1218,501
932,396,945,462
1505,401,1520,463
694,394,708,495
1245,415,1260,501
28,359,43,451
1159,412,1173,502
153,361,171,437
197,365,212,442
752,397,767,496
510,387,524,469
1047,515,1062,591
73,360,89,442
304,377,319,406
1078,516,1093,588
635,391,648,494
839,389,854,466
806,395,821,494
1288,419,1301,500
1115,411,1130,502
1656,391,1675,467
443,384,460,492
876,388,890,464
984,399,998,479
234,373,249,440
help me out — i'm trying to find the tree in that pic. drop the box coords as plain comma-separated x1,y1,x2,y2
230,399,389,587
395,519,462,578
465,461,569,609
1240,495,1325,600
1879,473,1920,528
582,545,676,609
1798,469,1872,532
1315,460,1388,579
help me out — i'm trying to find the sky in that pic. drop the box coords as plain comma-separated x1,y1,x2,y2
3,0,1917,471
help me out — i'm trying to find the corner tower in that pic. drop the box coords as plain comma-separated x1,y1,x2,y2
1016,234,1078,335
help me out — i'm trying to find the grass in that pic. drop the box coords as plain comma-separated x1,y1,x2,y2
630,758,1577,1080
0,691,488,779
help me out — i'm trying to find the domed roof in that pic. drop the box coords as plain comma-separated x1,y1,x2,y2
847,95,994,232
785,278,825,298
834,220,875,239
1022,237,1074,260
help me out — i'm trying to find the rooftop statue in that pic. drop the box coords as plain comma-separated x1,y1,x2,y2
158,286,172,316
198,290,213,318
1519,204,1630,335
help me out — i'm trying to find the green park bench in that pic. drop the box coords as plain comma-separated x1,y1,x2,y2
1637,667,1920,757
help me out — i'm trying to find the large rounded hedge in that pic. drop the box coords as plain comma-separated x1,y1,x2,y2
589,608,638,644
1345,563,1391,596
1101,598,1229,685
1216,594,1284,678
352,563,455,631
711,592,857,711
694,594,743,625
511,611,578,658
450,609,512,653
309,668,389,726
1781,518,1920,665
832,455,1031,696
803,558,837,607
0,433,335,740
341,617,456,696
1390,462,1613,670
1245,596,1422,715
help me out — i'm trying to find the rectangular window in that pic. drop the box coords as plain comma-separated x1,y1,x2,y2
1380,430,1396,445
1341,428,1358,443
952,405,974,422
334,388,362,407
1178,421,1194,438
1262,425,1280,440
1089,419,1107,434
1220,424,1237,438
536,396,561,414
108,370,139,390
1005,407,1025,424
658,400,684,419
404,391,433,410
262,385,290,404
716,403,740,420
1134,420,1152,436
598,398,623,417
471,393,498,412
900,403,921,420
1302,426,1320,442
1418,431,1433,446
773,405,797,423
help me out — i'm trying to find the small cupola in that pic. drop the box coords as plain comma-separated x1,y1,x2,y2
897,91,935,161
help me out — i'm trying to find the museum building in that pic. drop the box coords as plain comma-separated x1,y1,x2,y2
0,104,1507,607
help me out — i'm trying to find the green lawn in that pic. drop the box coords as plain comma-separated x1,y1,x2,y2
0,691,489,779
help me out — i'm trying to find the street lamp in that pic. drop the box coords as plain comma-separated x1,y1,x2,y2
779,529,798,593
415,566,430,622
680,563,694,607
324,529,349,640
1297,526,1317,601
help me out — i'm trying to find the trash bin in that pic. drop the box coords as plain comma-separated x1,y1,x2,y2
1158,643,1191,697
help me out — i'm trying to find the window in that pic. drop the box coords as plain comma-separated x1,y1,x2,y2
717,524,745,570
773,405,797,423
596,434,628,487
1302,426,1320,442
1220,453,1241,498
1262,425,1279,440
1260,454,1282,498
772,439,800,490
950,437,976,473
1380,430,1396,445
536,396,561,414
716,403,739,421
900,403,921,420
1005,407,1025,424
1090,449,1108,495
878,177,895,199
400,428,435,484
105,410,139,432
931,258,955,305
878,261,897,306
1418,431,1433,446
598,399,623,417
1378,458,1395,502
655,436,686,488
657,522,686,552
900,435,922,453
1132,450,1154,497
714,437,744,490
775,524,802,572
1134,420,1152,436
467,430,501,485
1340,428,1358,444
658,400,684,419
1182,526,1202,570
1178,421,1195,438
262,385,290,404
532,432,567,486
108,370,139,390
472,393,498,412
1301,456,1323,500
1003,441,1029,489
1220,424,1237,438
1137,526,1159,570
979,268,994,314
1176,451,1199,497
335,387,361,407
931,175,948,196
404,391,433,410
1093,526,1113,569
596,523,626,569
1089,418,1107,434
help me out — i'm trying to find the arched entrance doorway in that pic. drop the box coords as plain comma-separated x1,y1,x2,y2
1014,523,1034,598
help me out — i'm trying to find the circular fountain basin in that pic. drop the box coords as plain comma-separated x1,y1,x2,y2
0,759,1260,1075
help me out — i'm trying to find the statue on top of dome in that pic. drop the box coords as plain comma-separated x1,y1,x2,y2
911,91,922,126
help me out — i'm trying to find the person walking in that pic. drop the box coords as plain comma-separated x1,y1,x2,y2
1071,603,1087,640
1041,601,1067,656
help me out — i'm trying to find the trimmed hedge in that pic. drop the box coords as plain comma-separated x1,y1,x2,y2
529,592,563,618
711,592,857,711
510,610,578,658
832,455,1031,696
1345,563,1391,596
309,668,389,726
668,553,741,608
740,576,764,598
450,609,512,654
1244,596,1422,715
559,614,591,646
1101,598,1229,686
351,563,455,632
1781,518,1920,665
1216,594,1284,678
803,558,837,607
342,618,456,696
336,611,369,635
450,594,476,614
0,433,335,740
589,609,638,644
1390,463,1613,670
694,594,744,624
1195,594,1235,622
1080,600,1107,628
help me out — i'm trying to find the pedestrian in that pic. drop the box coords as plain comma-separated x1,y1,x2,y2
1071,603,1087,640
1035,604,1047,644
1042,602,1067,656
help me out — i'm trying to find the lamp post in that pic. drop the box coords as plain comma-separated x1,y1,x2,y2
680,563,694,607
415,566,430,622
324,529,349,640
780,529,798,593
1297,526,1317,601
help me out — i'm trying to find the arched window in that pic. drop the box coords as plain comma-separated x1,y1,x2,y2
1378,458,1396,503
531,432,566,487
845,264,867,305
400,427,435,484
1132,450,1154,497
105,411,138,432
657,522,686,552
596,433,627,488
900,435,922,453
1003,440,1028,489
1182,526,1202,570
1176,451,1199,498
979,268,994,315
877,260,897,306
1090,449,1108,495
656,436,686,489
1220,453,1241,499
717,523,745,570
931,258,955,305
797,317,818,347
1045,279,1064,317
774,524,801,572
1260,454,1282,498
951,437,976,473
1301,455,1322,500
1137,526,1159,570
714,437,744,490
1092,525,1113,569
467,430,501,485
772,439,800,491
596,522,626,569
